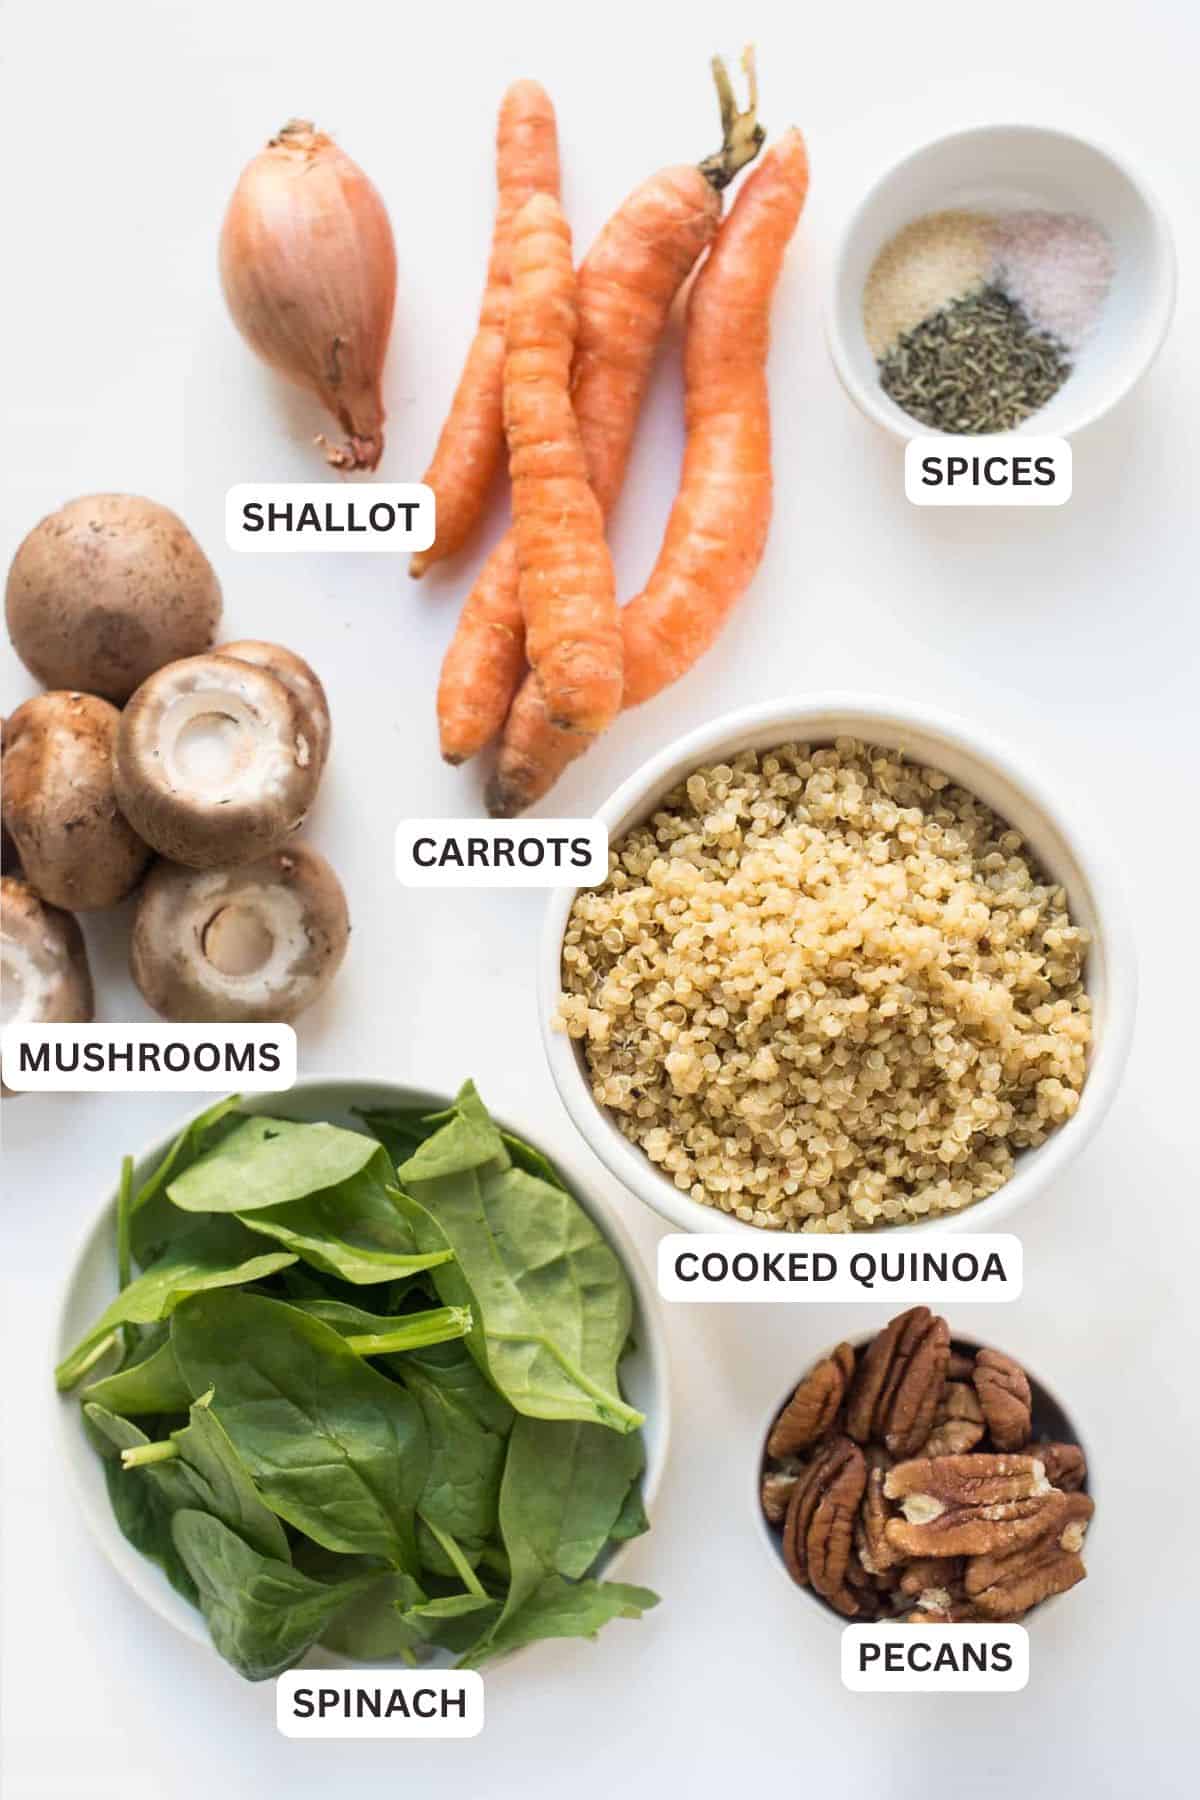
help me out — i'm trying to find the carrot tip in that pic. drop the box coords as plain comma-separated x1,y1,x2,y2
441,750,467,767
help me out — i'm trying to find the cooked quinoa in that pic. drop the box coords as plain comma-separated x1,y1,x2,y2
556,740,1091,1231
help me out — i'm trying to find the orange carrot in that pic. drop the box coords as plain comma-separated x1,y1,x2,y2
505,193,622,736
440,54,763,766
490,126,809,815
410,80,559,579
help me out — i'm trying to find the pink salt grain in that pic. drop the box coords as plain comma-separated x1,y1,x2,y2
992,211,1114,351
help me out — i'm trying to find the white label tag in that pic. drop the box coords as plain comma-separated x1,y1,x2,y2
656,1233,1021,1302
276,1670,484,1738
1,1024,297,1092
842,1624,1029,1691
396,819,608,888
226,484,435,552
905,436,1071,505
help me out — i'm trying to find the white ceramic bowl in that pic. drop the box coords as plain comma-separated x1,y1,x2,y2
56,1077,668,1668
540,694,1136,1238
752,1328,1096,1628
827,123,1177,441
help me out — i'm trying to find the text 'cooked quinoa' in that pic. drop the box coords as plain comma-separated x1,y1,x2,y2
556,740,1091,1231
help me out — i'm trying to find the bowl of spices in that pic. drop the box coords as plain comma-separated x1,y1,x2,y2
827,123,1175,440
540,695,1136,1238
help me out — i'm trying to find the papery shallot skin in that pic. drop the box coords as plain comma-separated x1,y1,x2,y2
219,120,396,471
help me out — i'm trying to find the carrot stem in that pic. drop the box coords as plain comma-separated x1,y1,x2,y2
699,46,765,191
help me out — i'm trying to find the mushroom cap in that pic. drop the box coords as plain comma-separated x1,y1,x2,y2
130,845,350,1023
114,654,320,869
5,494,222,702
1,876,94,1092
2,692,151,910
216,640,331,775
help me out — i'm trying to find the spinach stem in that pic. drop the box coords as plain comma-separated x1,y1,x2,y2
345,1307,471,1358
420,1517,487,1600
121,1438,181,1471
55,1330,121,1392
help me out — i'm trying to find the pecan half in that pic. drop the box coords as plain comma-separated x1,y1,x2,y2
856,1463,899,1575
901,1599,978,1623
761,1468,802,1525
846,1307,950,1457
883,1453,1055,1558
899,1556,965,1598
782,1436,867,1617
1032,1441,1087,1492
964,1492,1094,1600
973,1348,1033,1451
921,1381,986,1457
768,1343,855,1457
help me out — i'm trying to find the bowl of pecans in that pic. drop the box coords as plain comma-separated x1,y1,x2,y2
827,123,1176,441
756,1307,1094,1626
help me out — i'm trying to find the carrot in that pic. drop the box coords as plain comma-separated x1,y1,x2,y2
410,80,559,580
440,53,763,766
504,193,622,736
490,126,809,815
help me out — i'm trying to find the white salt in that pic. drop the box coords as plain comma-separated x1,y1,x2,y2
992,211,1114,350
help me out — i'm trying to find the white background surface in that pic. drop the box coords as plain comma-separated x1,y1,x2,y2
2,0,1196,1794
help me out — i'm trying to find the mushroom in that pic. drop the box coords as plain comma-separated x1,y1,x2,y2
2,876,94,1094
2,692,151,910
5,494,222,703
216,640,331,774
114,654,321,868
130,846,349,1022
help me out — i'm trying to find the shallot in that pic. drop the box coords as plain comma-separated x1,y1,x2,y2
219,120,397,471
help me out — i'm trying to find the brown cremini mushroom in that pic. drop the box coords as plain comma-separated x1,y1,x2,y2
2,692,151,910
216,640,331,775
129,845,349,1022
114,655,321,868
6,495,221,702
1,876,94,1094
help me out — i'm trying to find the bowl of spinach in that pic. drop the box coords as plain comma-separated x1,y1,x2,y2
55,1078,665,1681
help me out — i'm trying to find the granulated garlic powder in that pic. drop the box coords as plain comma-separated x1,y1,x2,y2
557,740,1091,1232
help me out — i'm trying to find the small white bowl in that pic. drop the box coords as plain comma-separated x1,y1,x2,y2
540,694,1136,1238
827,123,1177,441
56,1077,668,1668
753,1329,1096,1628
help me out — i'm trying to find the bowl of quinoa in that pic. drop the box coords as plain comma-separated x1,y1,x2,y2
541,696,1134,1236
827,123,1176,441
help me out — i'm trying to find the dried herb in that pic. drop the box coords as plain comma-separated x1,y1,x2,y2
878,286,1071,434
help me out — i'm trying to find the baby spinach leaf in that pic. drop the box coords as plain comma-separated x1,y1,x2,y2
395,1097,642,1432
234,1155,452,1286
82,1336,193,1416
167,1116,382,1213
129,1096,245,1269
56,1219,297,1391
83,1406,200,1606
403,1362,509,1544
399,1338,516,1441
170,1394,290,1563
318,1571,426,1660
354,1106,438,1169
499,1417,645,1601
171,1291,428,1571
171,1510,378,1682
460,1575,658,1667
608,1474,650,1544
